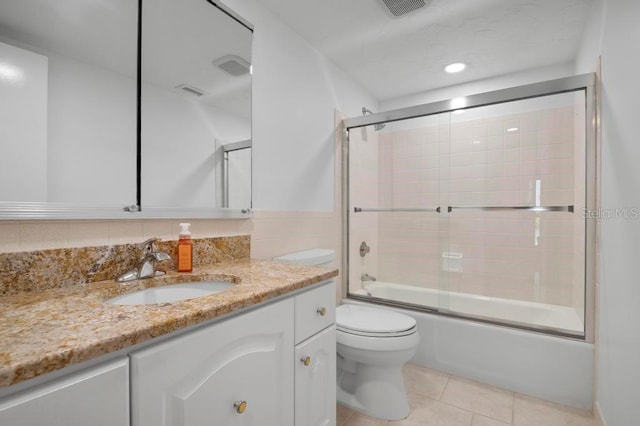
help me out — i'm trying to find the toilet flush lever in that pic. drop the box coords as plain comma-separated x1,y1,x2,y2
359,241,370,257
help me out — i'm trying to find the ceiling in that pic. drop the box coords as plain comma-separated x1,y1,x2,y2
259,0,595,102
0,0,138,78
0,0,251,119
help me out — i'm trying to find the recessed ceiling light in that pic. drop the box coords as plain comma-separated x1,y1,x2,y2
0,62,24,83
507,127,519,132
451,97,466,109
445,62,466,73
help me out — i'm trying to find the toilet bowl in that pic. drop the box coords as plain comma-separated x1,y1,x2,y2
274,249,418,421
336,304,419,421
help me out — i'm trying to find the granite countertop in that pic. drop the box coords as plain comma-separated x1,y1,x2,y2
0,259,338,388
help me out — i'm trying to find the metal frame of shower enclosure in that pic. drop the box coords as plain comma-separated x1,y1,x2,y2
341,73,598,342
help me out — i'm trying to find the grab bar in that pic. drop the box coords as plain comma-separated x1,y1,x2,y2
354,207,441,213
448,205,574,213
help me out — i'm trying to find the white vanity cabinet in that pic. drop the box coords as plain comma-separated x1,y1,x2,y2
0,280,336,426
130,297,295,426
0,358,129,426
294,282,337,426
131,280,337,426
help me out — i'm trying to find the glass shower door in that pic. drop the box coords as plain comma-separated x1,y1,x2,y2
345,75,593,338
443,91,587,335
347,113,450,312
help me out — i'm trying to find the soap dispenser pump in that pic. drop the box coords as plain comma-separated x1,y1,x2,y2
177,223,193,272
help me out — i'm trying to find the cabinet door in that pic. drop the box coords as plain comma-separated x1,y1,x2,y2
294,281,335,344
0,358,129,426
295,326,336,426
131,298,294,426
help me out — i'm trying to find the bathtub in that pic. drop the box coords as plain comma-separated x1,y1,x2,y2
346,281,594,409
355,281,584,334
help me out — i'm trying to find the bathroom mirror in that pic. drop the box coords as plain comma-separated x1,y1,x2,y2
0,0,138,217
0,0,253,219
140,0,253,216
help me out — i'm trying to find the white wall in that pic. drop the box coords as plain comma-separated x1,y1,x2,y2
574,0,605,75
0,36,137,206
591,1,640,425
47,51,136,205
0,41,47,202
141,82,250,209
223,0,378,211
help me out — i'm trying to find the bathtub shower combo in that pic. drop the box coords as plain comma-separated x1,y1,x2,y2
342,74,597,409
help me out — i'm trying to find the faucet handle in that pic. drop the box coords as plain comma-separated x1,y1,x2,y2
139,237,161,254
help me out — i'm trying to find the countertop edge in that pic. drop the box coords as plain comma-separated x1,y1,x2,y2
0,261,338,389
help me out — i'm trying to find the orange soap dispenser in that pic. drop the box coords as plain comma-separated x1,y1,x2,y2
177,223,193,272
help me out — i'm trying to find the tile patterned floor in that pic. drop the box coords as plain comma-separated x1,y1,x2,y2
337,364,595,426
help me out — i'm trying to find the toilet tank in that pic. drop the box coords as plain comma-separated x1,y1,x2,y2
274,248,335,268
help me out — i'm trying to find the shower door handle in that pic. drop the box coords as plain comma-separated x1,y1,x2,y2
354,207,441,213
448,205,574,212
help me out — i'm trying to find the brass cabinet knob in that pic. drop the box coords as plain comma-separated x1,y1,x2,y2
317,307,327,316
234,400,247,414
301,356,311,366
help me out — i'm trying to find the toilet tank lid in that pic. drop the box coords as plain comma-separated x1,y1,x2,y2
274,248,335,266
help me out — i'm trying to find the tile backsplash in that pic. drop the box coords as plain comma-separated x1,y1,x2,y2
0,235,250,296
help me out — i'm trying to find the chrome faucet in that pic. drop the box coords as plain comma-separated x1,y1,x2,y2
361,273,377,282
116,238,171,282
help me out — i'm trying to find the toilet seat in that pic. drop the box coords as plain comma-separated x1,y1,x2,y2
336,303,420,420
336,304,417,338
337,327,420,352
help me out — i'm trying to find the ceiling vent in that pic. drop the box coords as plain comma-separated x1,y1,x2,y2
212,55,251,76
175,84,207,97
377,0,430,17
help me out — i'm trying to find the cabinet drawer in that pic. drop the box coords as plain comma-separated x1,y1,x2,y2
295,280,335,344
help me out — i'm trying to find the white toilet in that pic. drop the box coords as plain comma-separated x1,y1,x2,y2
274,249,419,421
336,304,419,420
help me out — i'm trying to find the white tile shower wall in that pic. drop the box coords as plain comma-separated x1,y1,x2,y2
376,123,443,289
373,106,585,308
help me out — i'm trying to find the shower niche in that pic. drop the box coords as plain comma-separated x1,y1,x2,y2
344,75,596,339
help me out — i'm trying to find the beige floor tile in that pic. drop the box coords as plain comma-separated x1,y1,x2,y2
389,393,473,426
338,368,595,426
344,412,389,426
513,394,594,426
403,363,450,401
338,403,355,426
441,377,514,424
472,413,512,426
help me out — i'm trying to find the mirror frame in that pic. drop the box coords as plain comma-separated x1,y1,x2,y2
221,139,252,208
0,0,254,220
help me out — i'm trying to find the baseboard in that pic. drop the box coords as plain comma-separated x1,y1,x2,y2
594,401,607,426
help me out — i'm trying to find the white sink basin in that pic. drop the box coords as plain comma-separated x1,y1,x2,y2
107,281,235,305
